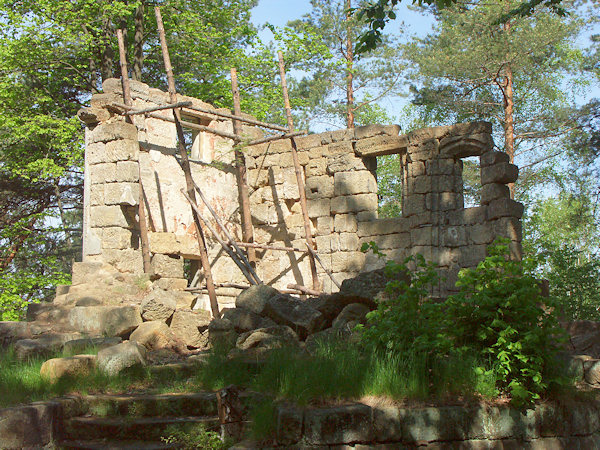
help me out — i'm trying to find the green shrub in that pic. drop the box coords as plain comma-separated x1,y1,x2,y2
445,239,568,406
161,424,226,449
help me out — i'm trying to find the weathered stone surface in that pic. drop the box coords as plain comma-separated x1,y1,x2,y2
339,268,408,304
222,307,276,333
333,214,358,233
332,251,366,273
354,134,408,157
332,303,371,330
304,404,374,445
90,205,130,228
97,341,146,376
78,106,110,124
14,333,82,360
584,359,600,385
407,121,491,143
327,153,368,173
152,277,188,291
103,182,139,206
305,175,334,199
564,320,600,358
0,321,32,347
486,198,525,220
40,355,97,382
90,122,138,143
481,162,519,185
130,320,181,351
235,284,280,315
481,183,510,204
439,133,493,158
101,227,133,250
235,325,300,354
481,150,510,167
307,198,331,218
276,404,304,446
141,289,177,322
62,337,122,355
354,124,401,140
169,309,211,348
208,318,238,349
0,402,58,448
69,305,142,337
334,171,377,196
331,194,378,214
151,254,184,278
263,294,326,339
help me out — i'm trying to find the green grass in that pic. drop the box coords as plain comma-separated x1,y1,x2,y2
0,346,196,408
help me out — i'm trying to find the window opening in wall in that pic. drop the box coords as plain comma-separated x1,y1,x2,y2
184,258,202,289
462,156,481,207
376,153,403,218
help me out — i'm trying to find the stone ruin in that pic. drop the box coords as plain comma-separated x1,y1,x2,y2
78,78,523,309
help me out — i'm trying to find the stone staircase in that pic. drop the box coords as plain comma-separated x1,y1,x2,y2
56,392,221,449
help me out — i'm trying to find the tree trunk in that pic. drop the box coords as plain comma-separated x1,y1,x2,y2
132,1,144,81
502,20,516,198
100,17,114,80
345,0,355,128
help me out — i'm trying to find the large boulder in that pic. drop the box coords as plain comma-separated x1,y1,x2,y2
97,342,146,376
68,305,142,337
62,337,122,355
263,294,326,340
40,355,97,383
222,307,275,333
564,320,600,358
208,318,238,349
129,320,182,352
331,303,371,331
169,309,211,349
0,321,32,348
233,325,300,358
235,284,279,315
338,267,409,303
140,289,177,322
14,332,82,360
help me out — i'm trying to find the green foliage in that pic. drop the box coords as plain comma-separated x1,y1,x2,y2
360,239,569,407
161,424,226,450
445,240,568,407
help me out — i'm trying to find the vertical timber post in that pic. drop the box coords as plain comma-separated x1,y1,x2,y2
116,28,152,275
230,68,257,267
154,7,220,317
277,51,320,292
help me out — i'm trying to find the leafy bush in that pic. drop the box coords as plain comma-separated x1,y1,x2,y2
161,424,226,449
360,239,569,407
445,240,568,406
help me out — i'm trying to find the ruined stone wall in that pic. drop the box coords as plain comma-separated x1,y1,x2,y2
79,80,523,309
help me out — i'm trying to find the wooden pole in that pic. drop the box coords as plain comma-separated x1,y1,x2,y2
182,104,289,132
116,28,152,275
235,242,308,253
230,68,257,267
155,6,220,318
181,189,259,286
287,283,321,297
305,243,341,289
124,101,193,115
277,50,320,291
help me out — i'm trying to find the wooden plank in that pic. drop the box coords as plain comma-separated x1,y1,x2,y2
155,6,220,318
181,105,289,132
278,50,320,292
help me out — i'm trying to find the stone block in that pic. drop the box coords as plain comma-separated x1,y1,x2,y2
334,214,358,233
338,232,359,251
481,150,510,167
426,192,462,211
97,341,146,376
105,139,139,162
90,162,117,184
104,182,139,206
357,210,378,221
408,160,426,177
407,122,492,143
89,187,104,206
316,235,332,253
295,133,324,149
116,161,140,182
357,217,408,237
303,404,374,445
40,355,97,383
151,253,184,278
332,251,365,272
266,138,293,154
468,223,495,245
91,122,138,143
427,159,456,176
354,124,401,140
373,407,403,442
441,225,466,247
90,92,121,108
492,216,522,242
408,139,439,161
78,106,110,124
354,134,408,157
481,183,510,204
325,140,354,156
438,248,460,266
307,198,331,218
247,168,269,187
463,206,486,224
90,205,130,228
153,277,188,290
148,232,179,255
305,175,334,199
87,142,107,165
331,194,378,214
327,153,369,173
170,309,211,348
102,227,133,249
487,198,524,220
101,248,144,273
334,171,377,196
410,226,439,247
327,128,354,143
0,402,58,448
306,158,327,177
402,194,426,216
130,320,180,352
316,216,334,236
458,244,487,267
408,175,432,194
284,213,305,229
252,203,278,224
439,133,493,158
276,405,304,445
481,162,519,185
69,305,142,337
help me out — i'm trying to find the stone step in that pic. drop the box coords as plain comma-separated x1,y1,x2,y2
84,392,218,418
63,415,220,441
14,331,85,360
26,303,73,324
57,439,178,449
